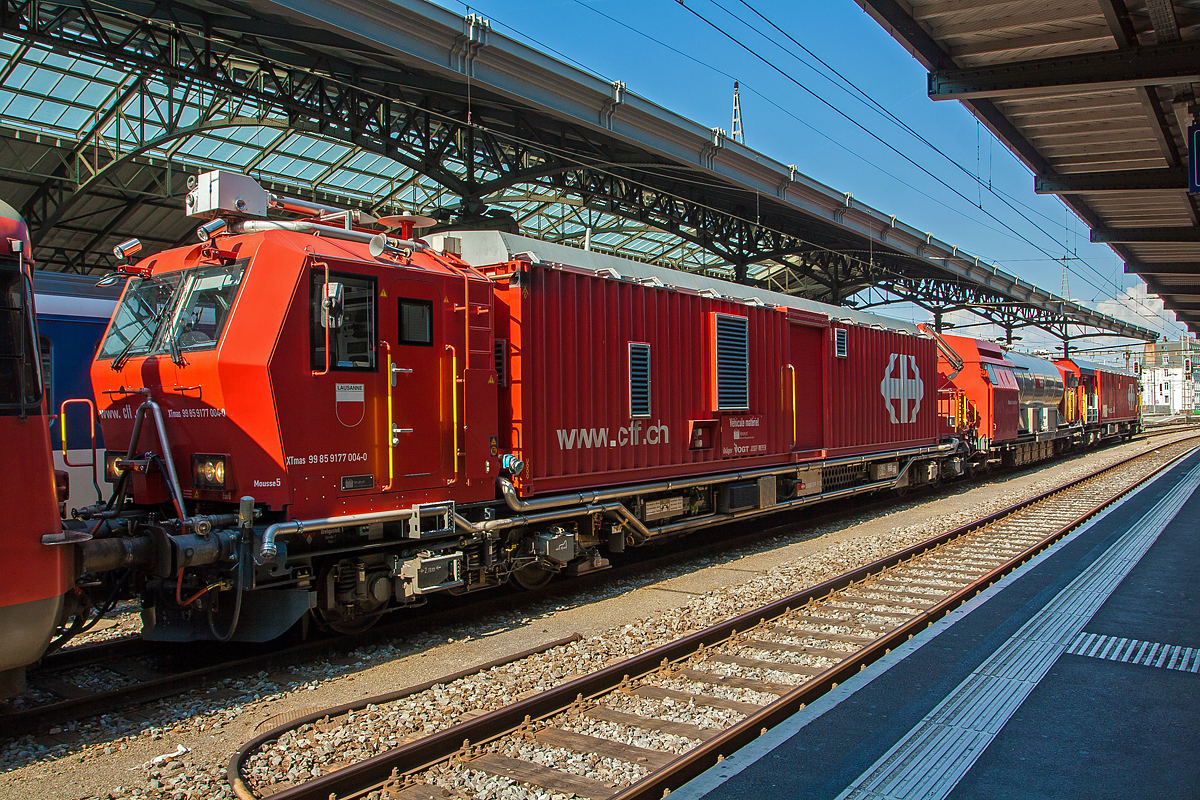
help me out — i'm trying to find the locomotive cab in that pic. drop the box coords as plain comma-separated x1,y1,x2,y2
0,201,71,696
87,180,500,640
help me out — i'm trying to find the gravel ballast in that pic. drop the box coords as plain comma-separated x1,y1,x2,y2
0,434,1190,800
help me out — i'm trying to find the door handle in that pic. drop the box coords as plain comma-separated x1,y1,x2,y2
390,364,413,387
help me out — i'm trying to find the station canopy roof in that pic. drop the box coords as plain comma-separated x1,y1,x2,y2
860,0,1200,335
0,0,1159,342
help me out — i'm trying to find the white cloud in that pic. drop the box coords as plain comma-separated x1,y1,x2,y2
1094,284,1182,334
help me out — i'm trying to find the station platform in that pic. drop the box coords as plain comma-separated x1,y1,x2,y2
674,447,1200,800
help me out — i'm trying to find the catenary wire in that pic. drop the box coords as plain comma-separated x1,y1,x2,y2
699,0,1147,309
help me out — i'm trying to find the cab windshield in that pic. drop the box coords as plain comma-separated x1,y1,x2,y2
98,261,246,364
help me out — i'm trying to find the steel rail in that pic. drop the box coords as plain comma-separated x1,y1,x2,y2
256,435,1199,800
8,431,1194,744
227,634,583,800
611,437,1200,800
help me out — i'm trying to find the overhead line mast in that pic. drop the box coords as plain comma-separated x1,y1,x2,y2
732,79,744,144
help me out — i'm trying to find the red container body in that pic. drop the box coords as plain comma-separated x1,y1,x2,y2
1097,368,1140,423
825,322,940,456
490,260,938,497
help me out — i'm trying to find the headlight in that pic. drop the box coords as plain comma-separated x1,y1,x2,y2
192,454,228,490
104,451,125,483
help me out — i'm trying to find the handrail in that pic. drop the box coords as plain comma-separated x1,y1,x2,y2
446,344,459,485
122,398,186,522
59,398,96,467
785,364,796,449
460,277,469,472
381,342,394,492
60,397,102,502
312,259,331,377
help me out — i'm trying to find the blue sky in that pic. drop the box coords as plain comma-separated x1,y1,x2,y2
442,0,1190,351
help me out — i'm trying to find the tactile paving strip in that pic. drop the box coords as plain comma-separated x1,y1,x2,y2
836,461,1200,800
1067,633,1200,673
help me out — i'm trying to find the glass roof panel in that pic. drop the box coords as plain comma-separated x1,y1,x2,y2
30,100,69,125
0,40,865,311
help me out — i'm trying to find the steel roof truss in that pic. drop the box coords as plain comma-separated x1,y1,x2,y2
928,40,1200,101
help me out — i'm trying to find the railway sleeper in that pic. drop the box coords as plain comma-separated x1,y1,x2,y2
584,706,721,741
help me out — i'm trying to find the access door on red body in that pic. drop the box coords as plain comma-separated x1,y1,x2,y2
787,320,825,453
384,276,452,493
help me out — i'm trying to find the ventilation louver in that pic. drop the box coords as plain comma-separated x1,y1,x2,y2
494,339,507,387
715,314,749,410
629,343,651,418
834,328,848,358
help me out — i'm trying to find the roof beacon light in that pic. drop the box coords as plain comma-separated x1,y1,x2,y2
378,213,436,240
197,218,228,241
113,238,141,261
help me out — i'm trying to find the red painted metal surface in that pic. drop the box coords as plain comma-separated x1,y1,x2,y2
1054,361,1082,425
1098,368,1140,423
92,230,499,521
938,335,1019,444
489,260,938,497
826,322,939,456
1055,358,1139,427
0,415,68,606
0,204,68,680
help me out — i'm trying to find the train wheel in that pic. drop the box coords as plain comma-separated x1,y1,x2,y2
314,606,384,635
511,563,554,590
315,559,388,635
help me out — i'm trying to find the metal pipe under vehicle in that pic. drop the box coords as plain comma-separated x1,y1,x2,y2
259,508,417,560
496,442,954,516
258,443,952,561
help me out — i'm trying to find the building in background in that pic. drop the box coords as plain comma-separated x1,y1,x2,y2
1139,339,1197,417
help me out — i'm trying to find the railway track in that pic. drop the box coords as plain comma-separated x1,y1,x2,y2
0,472,931,739
4,429,1193,742
232,436,1199,800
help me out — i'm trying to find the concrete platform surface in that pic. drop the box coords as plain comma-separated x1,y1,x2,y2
675,447,1200,800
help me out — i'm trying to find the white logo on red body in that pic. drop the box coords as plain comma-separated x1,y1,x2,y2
880,354,924,424
1128,384,1136,409
335,383,365,427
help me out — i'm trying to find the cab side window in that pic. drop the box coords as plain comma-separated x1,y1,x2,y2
310,270,377,371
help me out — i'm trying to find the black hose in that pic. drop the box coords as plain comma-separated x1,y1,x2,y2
45,569,132,653
88,469,131,523
206,541,246,642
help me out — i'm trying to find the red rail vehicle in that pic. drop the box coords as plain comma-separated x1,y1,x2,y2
1056,357,1140,443
68,170,961,641
930,332,1139,472
0,201,72,696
